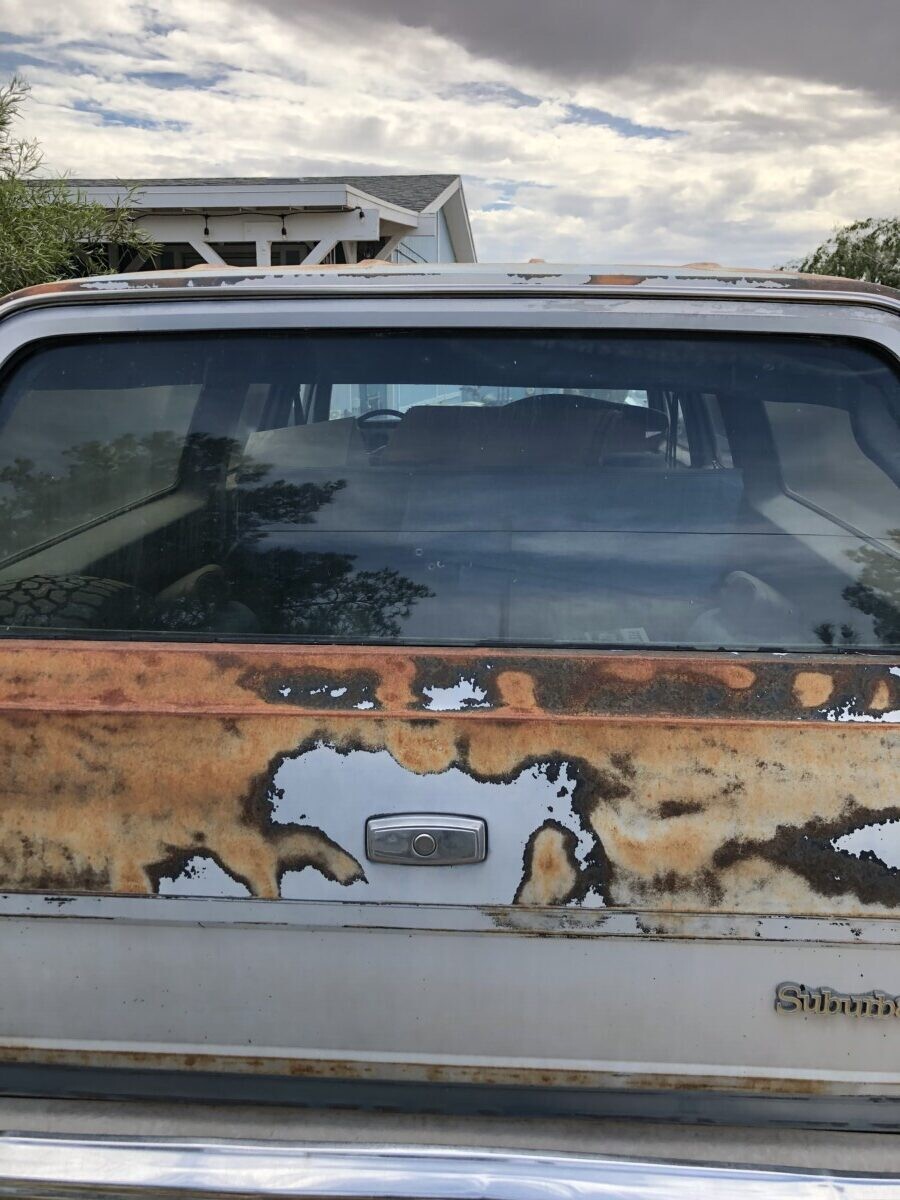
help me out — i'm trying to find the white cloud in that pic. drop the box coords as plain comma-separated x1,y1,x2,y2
2,0,899,265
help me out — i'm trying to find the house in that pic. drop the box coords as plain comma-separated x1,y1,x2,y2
69,174,476,269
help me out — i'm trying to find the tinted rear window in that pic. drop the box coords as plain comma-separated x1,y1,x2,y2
0,330,896,651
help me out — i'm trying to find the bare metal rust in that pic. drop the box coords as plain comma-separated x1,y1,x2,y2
0,645,893,915
0,710,366,898
407,651,899,722
0,641,893,723
515,823,581,906
0,641,894,913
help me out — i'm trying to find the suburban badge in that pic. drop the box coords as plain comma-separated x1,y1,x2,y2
776,982,900,1019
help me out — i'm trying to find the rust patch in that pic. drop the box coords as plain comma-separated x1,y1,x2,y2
0,642,893,915
236,664,380,711
0,641,893,724
658,799,705,819
588,274,647,286
871,679,892,711
793,672,834,708
515,822,580,906
0,711,366,898
495,670,539,712
714,802,900,908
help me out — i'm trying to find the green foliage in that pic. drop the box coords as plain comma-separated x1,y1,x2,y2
0,75,158,295
794,217,900,289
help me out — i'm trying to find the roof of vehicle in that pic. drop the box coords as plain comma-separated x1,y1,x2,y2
4,261,900,309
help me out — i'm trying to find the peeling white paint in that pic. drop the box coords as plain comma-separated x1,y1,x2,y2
423,677,491,712
833,821,900,872
355,700,375,710
278,683,351,701
823,699,900,723
82,279,141,291
157,855,252,898
269,743,603,906
890,667,900,679
634,275,789,290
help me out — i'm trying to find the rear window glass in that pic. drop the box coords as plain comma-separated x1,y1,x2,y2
0,340,202,560
0,330,896,652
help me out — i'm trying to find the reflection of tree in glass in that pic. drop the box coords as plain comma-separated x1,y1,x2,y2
0,430,319,560
234,463,432,639
0,428,432,639
0,430,186,560
841,530,900,646
813,621,857,647
238,547,432,639
236,475,346,530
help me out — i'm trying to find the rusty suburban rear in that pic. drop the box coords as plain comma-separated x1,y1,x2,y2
0,264,896,1118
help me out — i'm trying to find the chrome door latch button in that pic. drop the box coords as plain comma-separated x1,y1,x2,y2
411,832,437,858
366,814,487,865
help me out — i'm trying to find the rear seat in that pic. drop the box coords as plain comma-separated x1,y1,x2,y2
242,417,368,471
234,400,751,644
241,399,669,474
377,397,668,468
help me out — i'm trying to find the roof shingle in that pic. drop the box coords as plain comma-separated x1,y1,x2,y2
67,174,459,213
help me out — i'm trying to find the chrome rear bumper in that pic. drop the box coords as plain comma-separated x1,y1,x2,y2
0,1136,896,1197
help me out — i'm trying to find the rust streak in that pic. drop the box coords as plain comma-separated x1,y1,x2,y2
0,641,892,724
0,1042,865,1097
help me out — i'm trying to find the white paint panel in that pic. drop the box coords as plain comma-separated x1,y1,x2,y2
2,917,900,1090
824,700,900,724
834,821,900,872
158,857,251,898
154,744,600,906
270,744,601,906
422,677,490,711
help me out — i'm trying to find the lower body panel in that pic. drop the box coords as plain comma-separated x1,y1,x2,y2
1,897,899,1108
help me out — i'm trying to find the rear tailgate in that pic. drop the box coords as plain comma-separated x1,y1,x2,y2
0,640,896,1112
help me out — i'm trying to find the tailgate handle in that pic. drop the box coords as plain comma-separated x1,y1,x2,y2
365,814,487,866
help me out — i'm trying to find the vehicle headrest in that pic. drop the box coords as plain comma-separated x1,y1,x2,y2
378,396,668,467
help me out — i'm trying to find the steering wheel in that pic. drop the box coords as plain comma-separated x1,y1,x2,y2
356,408,404,425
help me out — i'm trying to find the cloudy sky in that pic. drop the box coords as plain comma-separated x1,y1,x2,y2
1,0,898,264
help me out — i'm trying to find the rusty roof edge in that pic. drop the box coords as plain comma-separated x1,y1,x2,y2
3,280,900,324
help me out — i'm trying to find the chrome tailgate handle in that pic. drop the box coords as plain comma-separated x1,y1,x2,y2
365,814,487,866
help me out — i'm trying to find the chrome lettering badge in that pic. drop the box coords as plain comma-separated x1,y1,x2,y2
776,982,900,1019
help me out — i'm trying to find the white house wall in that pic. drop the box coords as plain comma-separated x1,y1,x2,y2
395,208,454,264
136,210,386,266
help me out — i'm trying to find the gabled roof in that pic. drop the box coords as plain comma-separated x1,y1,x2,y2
67,175,459,214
